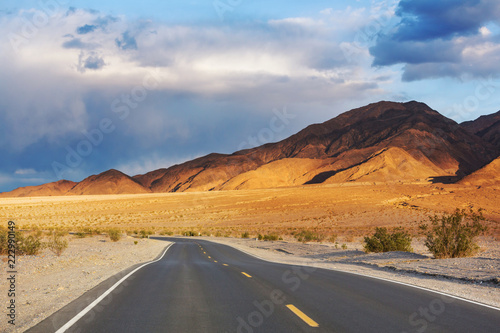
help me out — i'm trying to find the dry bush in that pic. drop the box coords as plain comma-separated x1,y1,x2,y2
46,232,68,256
107,228,122,242
364,227,413,253
419,209,487,258
293,230,325,243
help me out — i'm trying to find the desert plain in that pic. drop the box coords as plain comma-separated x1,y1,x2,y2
1,182,499,239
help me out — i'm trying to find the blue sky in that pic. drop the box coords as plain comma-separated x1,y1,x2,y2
1,0,499,192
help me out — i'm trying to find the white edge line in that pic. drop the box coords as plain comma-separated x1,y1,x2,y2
55,242,174,333
199,238,500,312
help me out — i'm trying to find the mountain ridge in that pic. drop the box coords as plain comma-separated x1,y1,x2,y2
2,101,499,197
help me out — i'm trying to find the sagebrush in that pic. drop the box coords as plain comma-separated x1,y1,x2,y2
364,227,413,253
46,232,68,256
420,209,486,258
107,228,122,242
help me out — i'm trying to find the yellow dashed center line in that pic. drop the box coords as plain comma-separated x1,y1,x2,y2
214,260,218,263
223,264,229,266
286,304,319,327
241,272,252,278
208,256,211,259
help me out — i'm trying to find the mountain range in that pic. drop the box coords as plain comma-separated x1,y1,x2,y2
2,101,499,197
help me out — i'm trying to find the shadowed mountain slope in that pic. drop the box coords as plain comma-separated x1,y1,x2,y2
459,158,500,187
461,110,500,149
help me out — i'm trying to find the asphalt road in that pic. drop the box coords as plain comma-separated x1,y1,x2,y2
30,237,500,332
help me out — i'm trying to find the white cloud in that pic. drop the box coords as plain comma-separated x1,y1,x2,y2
269,17,320,27
14,168,37,175
480,26,492,36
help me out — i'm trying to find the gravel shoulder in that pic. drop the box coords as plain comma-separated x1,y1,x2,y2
2,236,169,333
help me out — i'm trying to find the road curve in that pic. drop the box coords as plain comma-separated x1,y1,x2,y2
28,237,500,332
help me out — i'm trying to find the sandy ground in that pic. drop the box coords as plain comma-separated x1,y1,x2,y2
1,236,169,333
1,235,498,332
1,184,499,240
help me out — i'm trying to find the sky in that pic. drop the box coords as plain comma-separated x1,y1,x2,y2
1,0,499,192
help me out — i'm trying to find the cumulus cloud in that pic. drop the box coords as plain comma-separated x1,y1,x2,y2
370,0,500,80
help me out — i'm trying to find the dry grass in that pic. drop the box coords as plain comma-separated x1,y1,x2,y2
1,183,499,240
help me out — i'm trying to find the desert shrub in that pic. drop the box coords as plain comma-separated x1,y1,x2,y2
329,234,338,243
341,244,347,250
32,229,44,238
364,227,413,253
419,209,487,259
241,232,250,238
139,230,149,238
259,233,279,241
294,230,325,243
0,230,43,255
51,228,68,237
19,234,43,255
134,241,138,245
107,228,122,242
184,230,197,237
0,227,7,255
46,232,68,256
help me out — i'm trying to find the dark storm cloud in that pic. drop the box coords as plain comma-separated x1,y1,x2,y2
371,38,461,66
370,0,500,80
394,0,500,41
